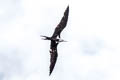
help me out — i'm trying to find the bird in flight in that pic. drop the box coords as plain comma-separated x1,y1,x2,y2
41,5,69,75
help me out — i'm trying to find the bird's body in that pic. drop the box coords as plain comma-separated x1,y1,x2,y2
41,6,69,75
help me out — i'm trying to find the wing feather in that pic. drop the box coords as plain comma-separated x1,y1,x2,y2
51,6,69,38
49,41,58,75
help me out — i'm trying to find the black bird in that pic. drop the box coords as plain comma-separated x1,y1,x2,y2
41,5,69,75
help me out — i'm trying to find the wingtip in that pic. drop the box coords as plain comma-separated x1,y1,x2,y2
64,5,69,16
67,5,69,10
49,67,53,76
49,72,52,76
67,5,69,8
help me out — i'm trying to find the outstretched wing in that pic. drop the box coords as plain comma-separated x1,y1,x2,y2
51,6,69,38
49,41,58,75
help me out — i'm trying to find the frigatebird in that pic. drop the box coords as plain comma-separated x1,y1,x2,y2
41,5,69,75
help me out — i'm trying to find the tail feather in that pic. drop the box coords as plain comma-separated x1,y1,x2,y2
40,35,51,40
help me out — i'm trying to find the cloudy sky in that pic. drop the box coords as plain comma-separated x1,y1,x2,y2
0,0,120,80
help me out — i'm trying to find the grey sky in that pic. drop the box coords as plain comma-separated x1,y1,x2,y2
0,0,120,80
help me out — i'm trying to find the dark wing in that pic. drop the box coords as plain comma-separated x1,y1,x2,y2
51,6,69,38
49,40,58,75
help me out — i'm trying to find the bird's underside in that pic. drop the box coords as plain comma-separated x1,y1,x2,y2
41,5,69,75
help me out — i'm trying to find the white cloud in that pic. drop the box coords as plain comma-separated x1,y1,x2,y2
0,0,120,80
